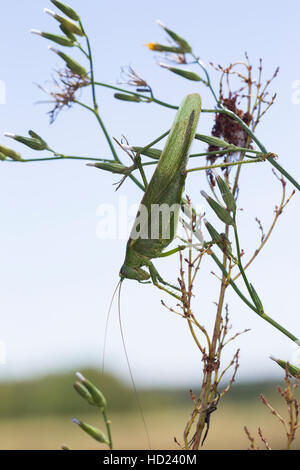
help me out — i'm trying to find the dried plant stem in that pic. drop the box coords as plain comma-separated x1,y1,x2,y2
191,246,229,450
244,426,258,450
202,108,300,191
232,185,295,281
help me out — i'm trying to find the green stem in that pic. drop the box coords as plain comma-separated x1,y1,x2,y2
93,82,178,110
187,157,264,173
137,130,170,155
75,101,118,160
135,154,148,189
210,251,299,344
79,21,98,111
210,251,256,312
77,43,89,59
77,22,144,194
74,100,144,191
102,409,113,450
233,220,258,305
260,314,299,343
7,155,112,163
192,54,220,106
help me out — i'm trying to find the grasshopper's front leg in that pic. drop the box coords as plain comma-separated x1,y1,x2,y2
146,260,182,301
158,244,186,258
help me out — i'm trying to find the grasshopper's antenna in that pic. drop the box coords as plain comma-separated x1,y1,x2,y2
101,279,122,381
117,282,152,449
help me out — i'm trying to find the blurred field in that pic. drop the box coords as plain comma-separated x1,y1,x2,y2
0,370,299,450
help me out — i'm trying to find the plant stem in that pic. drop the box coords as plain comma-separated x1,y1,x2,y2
79,21,98,112
187,157,265,173
9,155,113,163
192,54,220,106
75,100,117,158
93,82,178,109
192,252,228,449
74,100,144,191
210,251,299,344
102,409,113,450
233,220,258,306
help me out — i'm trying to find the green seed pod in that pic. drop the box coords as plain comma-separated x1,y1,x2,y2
31,30,75,47
59,24,76,41
195,134,233,148
270,357,300,378
159,63,202,81
0,152,7,161
28,130,48,146
250,283,264,315
72,419,109,444
132,147,162,160
49,47,87,76
156,21,192,53
5,133,48,151
204,219,223,244
50,0,80,21
204,220,234,259
87,161,132,175
73,381,94,406
214,172,236,213
114,93,141,102
201,191,235,226
146,43,186,53
76,372,107,409
0,144,21,160
57,16,83,36
44,8,83,36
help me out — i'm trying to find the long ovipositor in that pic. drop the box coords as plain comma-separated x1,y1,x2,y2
120,93,201,283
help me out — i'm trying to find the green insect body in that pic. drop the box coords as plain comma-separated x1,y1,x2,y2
120,93,201,287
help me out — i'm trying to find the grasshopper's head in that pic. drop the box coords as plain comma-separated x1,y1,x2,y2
120,263,150,282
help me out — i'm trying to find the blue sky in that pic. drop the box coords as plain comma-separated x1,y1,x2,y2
0,0,300,387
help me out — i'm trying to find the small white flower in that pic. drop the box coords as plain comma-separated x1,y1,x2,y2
30,29,42,36
48,45,58,53
75,371,85,382
158,62,171,70
44,8,56,18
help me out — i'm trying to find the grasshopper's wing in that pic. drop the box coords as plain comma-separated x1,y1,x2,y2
129,93,201,258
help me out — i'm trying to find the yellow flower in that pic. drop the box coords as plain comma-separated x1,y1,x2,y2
145,42,158,50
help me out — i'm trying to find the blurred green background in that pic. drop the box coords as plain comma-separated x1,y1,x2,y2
0,369,298,450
